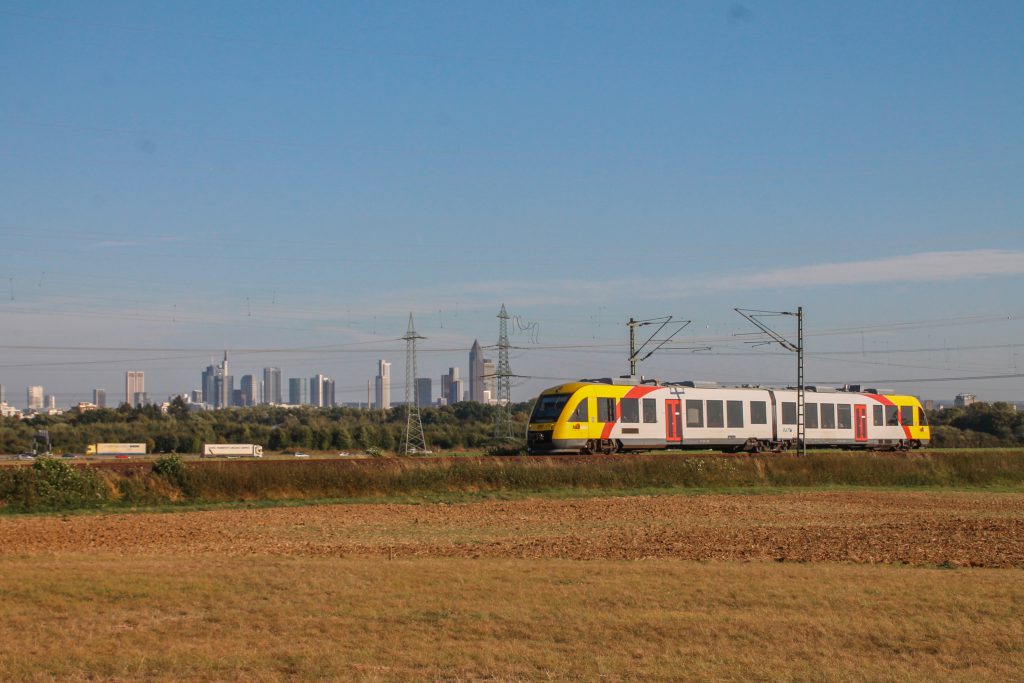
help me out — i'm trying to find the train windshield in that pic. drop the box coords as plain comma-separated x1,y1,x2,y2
531,394,570,422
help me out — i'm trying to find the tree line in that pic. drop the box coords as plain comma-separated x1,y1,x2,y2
926,401,1024,448
0,399,532,455
1,399,1021,454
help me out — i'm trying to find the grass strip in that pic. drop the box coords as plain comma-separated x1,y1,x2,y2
3,449,1024,513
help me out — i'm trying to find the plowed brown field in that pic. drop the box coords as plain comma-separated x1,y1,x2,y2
4,490,1023,567
4,491,1024,681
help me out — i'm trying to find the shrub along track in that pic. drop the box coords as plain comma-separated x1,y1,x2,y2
2,491,1022,567
68,448,1024,473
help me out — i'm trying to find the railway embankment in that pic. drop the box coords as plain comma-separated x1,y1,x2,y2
2,449,1024,514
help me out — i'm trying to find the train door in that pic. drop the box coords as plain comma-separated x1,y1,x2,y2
854,404,868,442
665,399,682,444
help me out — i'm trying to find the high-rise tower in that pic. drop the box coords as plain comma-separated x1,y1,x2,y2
219,352,229,409
125,371,144,407
469,340,483,402
27,385,43,411
263,367,282,404
375,360,391,409
240,375,260,406
310,374,327,407
289,377,309,405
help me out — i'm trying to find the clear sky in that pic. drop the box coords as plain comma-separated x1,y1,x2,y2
2,1,1023,407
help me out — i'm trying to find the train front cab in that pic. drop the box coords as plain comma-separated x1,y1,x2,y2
528,382,668,454
877,394,930,449
527,384,592,454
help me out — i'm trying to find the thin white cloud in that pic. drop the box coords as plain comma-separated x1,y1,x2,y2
416,250,1024,306
704,250,1024,291
91,240,142,248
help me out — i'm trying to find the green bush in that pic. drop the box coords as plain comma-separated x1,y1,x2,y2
151,454,195,496
3,458,107,512
153,454,186,480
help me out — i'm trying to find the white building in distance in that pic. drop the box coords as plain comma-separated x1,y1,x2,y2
27,385,43,411
375,360,391,409
126,371,145,407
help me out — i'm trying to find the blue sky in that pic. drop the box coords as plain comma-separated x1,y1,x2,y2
1,1,1023,406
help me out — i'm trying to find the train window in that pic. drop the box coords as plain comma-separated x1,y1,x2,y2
750,401,767,424
568,399,588,422
643,398,657,423
686,400,704,428
782,402,796,425
707,400,725,428
727,401,743,428
597,398,616,422
820,403,836,429
620,398,639,423
837,404,852,430
873,405,884,426
805,403,818,429
900,406,914,426
918,407,928,426
531,394,570,422
886,406,899,426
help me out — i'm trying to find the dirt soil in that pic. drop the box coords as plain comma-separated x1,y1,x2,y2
3,491,1023,567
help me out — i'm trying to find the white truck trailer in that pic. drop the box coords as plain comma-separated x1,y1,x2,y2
85,443,147,456
202,443,264,458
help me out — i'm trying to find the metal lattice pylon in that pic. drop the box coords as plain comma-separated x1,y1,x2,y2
402,313,427,454
493,303,516,440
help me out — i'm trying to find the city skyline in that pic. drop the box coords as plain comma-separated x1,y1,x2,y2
2,321,1023,412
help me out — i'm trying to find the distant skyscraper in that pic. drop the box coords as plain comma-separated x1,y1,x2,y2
416,377,432,408
214,374,234,407
310,374,327,407
201,364,216,404
92,389,106,408
289,377,309,405
483,359,496,401
240,375,260,406
219,352,229,409
46,394,57,410
441,372,451,405
954,393,977,408
469,340,498,403
27,385,43,411
126,371,144,407
469,340,486,402
133,392,148,407
442,367,462,404
201,355,232,408
0,384,5,404
263,367,282,404
375,360,391,409
323,378,335,407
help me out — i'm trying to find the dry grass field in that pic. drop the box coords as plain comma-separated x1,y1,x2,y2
2,491,1023,681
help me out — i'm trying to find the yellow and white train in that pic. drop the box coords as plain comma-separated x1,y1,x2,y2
527,378,929,454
